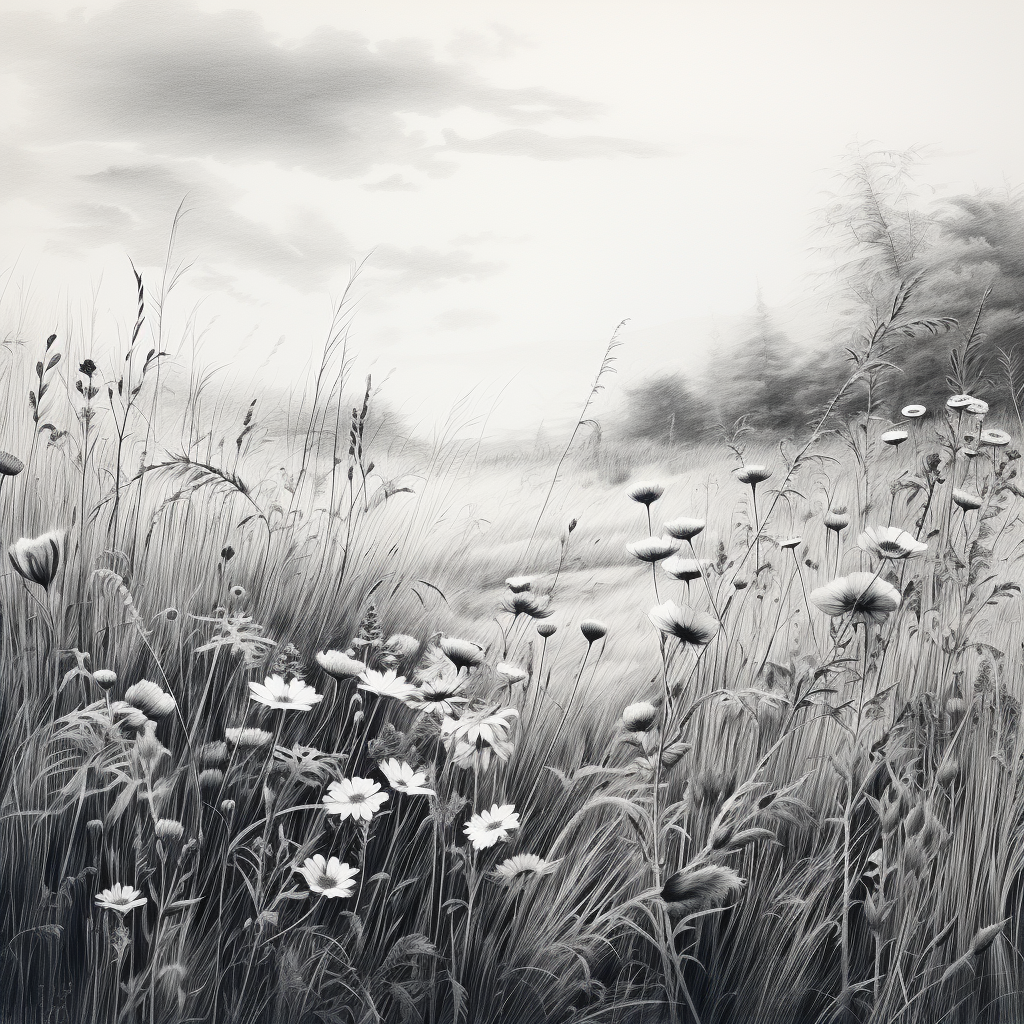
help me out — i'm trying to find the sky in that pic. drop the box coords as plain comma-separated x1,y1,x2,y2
1,0,1023,434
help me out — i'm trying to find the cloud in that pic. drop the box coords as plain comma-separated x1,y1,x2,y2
369,245,505,290
433,308,502,331
441,128,668,161
363,174,419,192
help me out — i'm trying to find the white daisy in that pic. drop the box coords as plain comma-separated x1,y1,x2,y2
322,777,389,821
95,882,147,915
296,855,359,898
248,674,323,711
357,669,418,701
464,803,520,849
379,758,435,796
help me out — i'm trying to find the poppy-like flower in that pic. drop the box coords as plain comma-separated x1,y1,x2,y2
880,430,909,447
316,650,366,679
662,517,706,541
537,623,557,638
496,662,528,685
580,620,608,643
8,531,64,590
736,465,773,485
662,556,710,582
779,537,802,550
824,506,850,532
379,758,435,796
980,429,1011,448
622,701,659,732
322,777,389,821
810,572,901,624
901,404,926,419
225,726,273,749
857,526,927,561
947,394,976,410
505,575,534,593
439,636,486,670
492,854,562,884
0,451,24,477
966,399,989,416
93,669,118,690
464,803,520,849
626,537,680,563
649,601,719,646
357,669,418,701
627,481,664,506
95,883,147,915
442,707,519,748
296,855,359,898
500,591,553,618
125,680,176,718
249,674,323,711
952,489,983,511
402,677,469,716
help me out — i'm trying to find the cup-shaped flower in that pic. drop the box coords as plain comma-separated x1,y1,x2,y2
379,758,435,796
980,429,1011,448
626,537,679,562
779,537,802,551
8,531,64,590
125,680,176,718
492,854,561,884
357,669,418,701
296,855,359,898
0,451,24,476
249,674,323,711
580,620,608,643
857,526,927,561
810,572,901,624
537,623,557,638
95,883,147,915
316,650,367,679
500,591,553,618
662,556,710,582
322,777,389,821
735,465,773,485
626,481,664,506
952,489,983,511
464,803,520,849
880,430,909,447
947,393,976,410
901,404,926,418
622,701,659,732
439,636,486,670
662,517,706,541
824,507,850,532
402,677,469,716
649,601,719,646
505,575,534,592
966,399,989,416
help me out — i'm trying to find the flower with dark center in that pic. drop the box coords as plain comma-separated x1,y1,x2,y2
95,883,147,915
662,556,710,582
322,777,389,821
626,536,679,562
439,636,486,670
0,452,24,477
901,404,926,418
966,399,989,416
947,394,976,410
500,591,552,619
296,855,359,898
857,526,927,561
736,465,773,485
626,481,665,506
379,758,435,796
649,601,719,646
980,429,1011,448
810,572,901,624
464,803,520,849
8,531,64,590
402,677,469,716
662,517,706,540
249,674,323,711
881,430,909,447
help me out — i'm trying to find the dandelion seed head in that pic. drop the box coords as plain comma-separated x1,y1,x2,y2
493,854,561,884
296,855,358,898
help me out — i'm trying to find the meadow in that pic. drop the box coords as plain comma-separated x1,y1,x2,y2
1,287,1023,1024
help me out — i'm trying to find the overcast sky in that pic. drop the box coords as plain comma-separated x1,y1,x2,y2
2,0,1023,432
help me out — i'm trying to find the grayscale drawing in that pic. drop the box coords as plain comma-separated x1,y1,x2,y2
1,2,1022,1022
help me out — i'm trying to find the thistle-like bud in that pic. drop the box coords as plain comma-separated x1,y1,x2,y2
93,669,118,691
8,531,64,590
537,623,557,638
580,620,607,643
154,819,185,843
622,701,658,732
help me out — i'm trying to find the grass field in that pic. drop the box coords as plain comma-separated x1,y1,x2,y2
2,305,1024,1024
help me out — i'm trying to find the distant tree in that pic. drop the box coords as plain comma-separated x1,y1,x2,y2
620,371,708,443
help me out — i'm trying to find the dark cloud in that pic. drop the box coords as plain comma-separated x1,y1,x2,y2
441,128,668,161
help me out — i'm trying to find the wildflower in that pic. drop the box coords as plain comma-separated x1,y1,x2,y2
221,546,235,561
384,634,419,658
824,506,850,532
154,819,184,843
93,669,118,691
779,537,802,550
732,578,749,590
901,404,926,418
947,394,976,410
197,741,228,767
249,674,323,711
316,650,366,679
225,727,273,749
8,531,64,590
0,451,24,476
95,883,147,915
809,572,901,624
296,855,359,898
198,768,224,792
622,701,659,732
379,758,435,796
163,607,179,621
442,707,519,748
662,556,710,582
963,447,979,459
439,636,486,670
649,601,719,646
953,489,983,511
79,358,97,378
966,399,989,416
980,429,1011,448
880,430,909,447
580,620,608,643
500,591,553,618
537,623,557,638
322,777,389,821
493,854,561,884
661,865,745,909
627,481,664,506
220,799,236,816
357,669,418,701
402,677,469,716
857,526,927,561
662,517,706,540
125,680,176,718
505,575,534,592
229,585,246,599
496,662,528,686
736,465,773,485
626,537,679,563
464,803,520,849
452,735,514,771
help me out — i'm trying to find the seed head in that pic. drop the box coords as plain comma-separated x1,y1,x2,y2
579,620,608,643
536,623,557,638
0,451,24,477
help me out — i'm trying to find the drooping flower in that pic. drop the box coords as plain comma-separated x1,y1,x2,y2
857,526,927,561
249,674,323,711
464,803,521,849
379,758,435,796
622,701,659,732
357,669,418,701
322,777,389,821
626,537,679,562
649,601,719,646
500,591,553,619
316,650,367,679
880,430,909,447
580,620,608,643
735,465,773,485
492,854,562,884
810,572,901,624
8,531,64,590
980,429,1011,448
95,883,147,915
662,556,710,582
296,855,359,898
439,636,486,670
901,404,926,418
662,517,706,541
505,575,535,592
952,489,983,511
626,481,664,506
402,676,469,716
124,680,176,718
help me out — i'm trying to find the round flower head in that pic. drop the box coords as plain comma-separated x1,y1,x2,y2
810,572,901,624
901,404,926,419
8,531,64,590
824,506,850,532
95,883,147,915
952,489,983,511
296,855,359,898
580,620,607,643
966,399,989,416
492,854,561,885
225,726,273,749
662,517,706,541
322,777,389,821
649,601,719,646
357,669,418,701
505,575,534,593
402,677,469,716
452,734,514,772
857,526,928,561
249,674,322,711
379,758,435,796
662,556,709,582
496,662,528,686
880,430,909,447
947,394,976,410
93,669,118,691
980,429,1011,448
385,634,420,658
0,451,24,477
779,537,802,551
626,537,679,563
464,803,520,849
229,585,246,599
626,481,664,506
154,819,184,843
536,623,557,638
500,591,553,618
316,650,366,680
735,465,773,485
124,680,176,718
439,636,486,671
622,701,659,732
